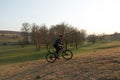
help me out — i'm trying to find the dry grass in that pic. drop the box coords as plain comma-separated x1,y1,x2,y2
0,47,120,80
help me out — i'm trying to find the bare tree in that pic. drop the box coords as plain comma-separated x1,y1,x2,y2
48,23,67,49
65,28,86,49
31,23,39,50
64,26,74,49
97,33,106,41
21,22,30,45
79,29,86,44
31,24,49,51
39,25,49,51
71,29,81,49
87,34,97,44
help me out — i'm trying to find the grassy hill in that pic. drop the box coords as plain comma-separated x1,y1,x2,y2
0,32,120,79
0,40,120,65
0,46,120,80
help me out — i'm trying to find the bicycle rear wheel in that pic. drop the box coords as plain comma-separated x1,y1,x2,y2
62,50,73,60
46,52,56,63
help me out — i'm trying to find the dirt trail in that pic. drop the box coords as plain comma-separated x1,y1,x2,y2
0,47,120,80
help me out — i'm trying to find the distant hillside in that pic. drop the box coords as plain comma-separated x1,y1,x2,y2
0,30,21,35
0,30,22,44
105,32,120,40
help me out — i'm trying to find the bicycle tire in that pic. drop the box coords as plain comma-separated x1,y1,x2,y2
62,50,73,60
46,52,56,63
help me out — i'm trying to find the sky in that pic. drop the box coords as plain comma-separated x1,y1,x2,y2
0,0,120,34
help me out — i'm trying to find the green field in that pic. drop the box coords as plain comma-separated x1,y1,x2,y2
0,36,20,43
0,40,120,65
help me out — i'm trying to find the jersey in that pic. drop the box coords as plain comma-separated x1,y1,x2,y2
53,39,62,46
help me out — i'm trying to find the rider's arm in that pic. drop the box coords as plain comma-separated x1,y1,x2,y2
58,40,64,47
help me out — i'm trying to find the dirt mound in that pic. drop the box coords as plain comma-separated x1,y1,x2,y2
0,47,120,80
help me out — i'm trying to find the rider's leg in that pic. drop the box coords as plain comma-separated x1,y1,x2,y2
54,45,60,58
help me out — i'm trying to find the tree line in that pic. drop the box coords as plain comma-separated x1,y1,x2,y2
21,22,120,51
21,22,86,51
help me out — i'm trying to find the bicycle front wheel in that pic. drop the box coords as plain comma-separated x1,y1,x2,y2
46,52,56,63
62,50,73,60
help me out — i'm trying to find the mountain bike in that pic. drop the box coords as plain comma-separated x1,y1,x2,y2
46,46,73,63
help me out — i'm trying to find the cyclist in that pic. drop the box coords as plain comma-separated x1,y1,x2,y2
53,35,63,59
